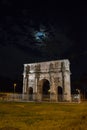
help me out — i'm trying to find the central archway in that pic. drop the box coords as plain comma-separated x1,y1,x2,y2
41,79,50,101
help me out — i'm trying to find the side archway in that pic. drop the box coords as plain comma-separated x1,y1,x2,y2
29,87,33,101
57,86,63,101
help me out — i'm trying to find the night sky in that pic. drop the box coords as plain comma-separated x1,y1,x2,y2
0,0,87,93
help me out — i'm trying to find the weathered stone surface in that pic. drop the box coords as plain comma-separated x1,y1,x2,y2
23,59,71,102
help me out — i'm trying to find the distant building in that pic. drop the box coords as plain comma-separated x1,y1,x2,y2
23,59,71,102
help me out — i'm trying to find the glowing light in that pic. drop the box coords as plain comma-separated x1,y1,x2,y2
35,31,46,41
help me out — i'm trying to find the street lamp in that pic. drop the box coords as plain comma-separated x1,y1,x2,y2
13,83,16,93
48,89,50,93
76,88,81,103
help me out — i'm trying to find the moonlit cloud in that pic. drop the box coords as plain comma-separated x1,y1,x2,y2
34,31,46,41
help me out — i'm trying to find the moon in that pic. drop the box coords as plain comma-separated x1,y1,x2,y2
34,31,46,41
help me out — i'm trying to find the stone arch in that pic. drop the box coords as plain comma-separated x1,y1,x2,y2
29,87,33,101
57,86,63,102
23,60,71,102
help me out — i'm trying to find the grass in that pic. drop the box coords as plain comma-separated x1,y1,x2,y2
0,102,87,130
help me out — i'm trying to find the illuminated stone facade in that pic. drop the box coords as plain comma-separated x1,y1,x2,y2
23,59,71,102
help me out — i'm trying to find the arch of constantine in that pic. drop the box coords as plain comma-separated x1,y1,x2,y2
23,59,71,102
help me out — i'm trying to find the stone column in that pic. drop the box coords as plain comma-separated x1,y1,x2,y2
35,64,41,101
63,71,71,101
62,61,71,102
23,65,30,100
50,77,57,102
23,77,27,94
33,78,37,101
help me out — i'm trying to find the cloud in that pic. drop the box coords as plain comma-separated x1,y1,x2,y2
0,9,81,80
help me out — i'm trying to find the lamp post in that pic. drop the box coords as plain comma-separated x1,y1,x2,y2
76,89,81,103
83,86,86,100
13,83,16,93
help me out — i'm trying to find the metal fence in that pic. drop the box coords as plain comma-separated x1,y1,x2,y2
0,93,23,102
0,93,81,103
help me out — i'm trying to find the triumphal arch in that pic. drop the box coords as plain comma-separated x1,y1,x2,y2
23,59,71,102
